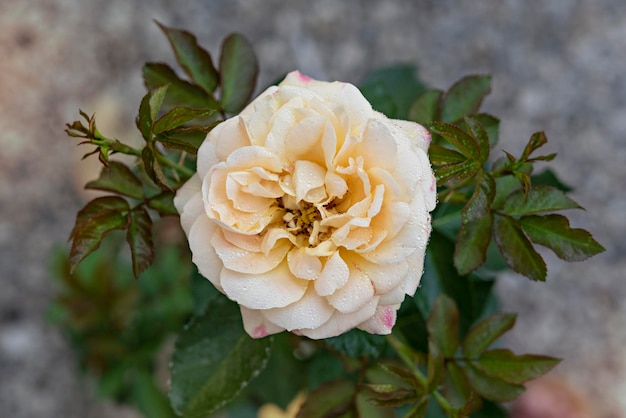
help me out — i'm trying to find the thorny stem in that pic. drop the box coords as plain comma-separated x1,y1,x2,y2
155,152,193,178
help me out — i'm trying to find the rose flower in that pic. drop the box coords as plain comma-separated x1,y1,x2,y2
175,71,436,339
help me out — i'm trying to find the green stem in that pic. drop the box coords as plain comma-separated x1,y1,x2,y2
155,152,194,177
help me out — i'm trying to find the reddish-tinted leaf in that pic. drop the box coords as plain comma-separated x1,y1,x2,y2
461,362,525,403
428,122,480,160
462,172,495,222
441,75,491,123
462,313,517,358
493,215,547,281
521,214,605,261
521,131,548,161
427,295,460,357
147,191,178,216
143,62,219,109
473,349,560,385
219,33,258,114
85,161,144,199
454,212,493,275
502,186,582,216
472,113,499,147
429,143,466,166
153,106,215,134
156,135,199,154
69,197,129,271
136,85,168,141
364,384,417,407
442,362,477,411
156,21,219,94
435,159,480,185
427,340,444,391
464,116,490,164
400,396,429,418
126,208,154,277
408,89,442,124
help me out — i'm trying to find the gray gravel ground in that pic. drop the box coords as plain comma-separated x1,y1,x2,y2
1,0,624,416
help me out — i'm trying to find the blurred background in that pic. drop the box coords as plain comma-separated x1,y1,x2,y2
0,0,624,416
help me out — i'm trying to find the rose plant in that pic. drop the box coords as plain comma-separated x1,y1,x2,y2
54,22,604,418
175,71,437,340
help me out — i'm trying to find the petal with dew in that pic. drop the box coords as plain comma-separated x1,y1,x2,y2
188,215,222,290
358,304,401,335
263,285,335,331
212,229,290,274
221,260,308,310
315,250,350,296
240,306,284,339
287,247,322,280
298,296,379,339
326,263,375,314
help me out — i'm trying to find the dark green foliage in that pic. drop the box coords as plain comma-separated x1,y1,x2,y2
49,241,192,416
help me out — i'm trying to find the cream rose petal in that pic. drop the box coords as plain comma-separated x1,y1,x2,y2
358,304,401,335
220,260,308,310
262,285,335,331
212,229,290,274
188,215,222,290
326,264,375,314
315,251,350,296
174,174,203,237
298,296,380,339
240,306,285,339
287,247,322,280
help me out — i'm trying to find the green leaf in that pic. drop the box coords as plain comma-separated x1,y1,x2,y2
359,64,427,119
219,33,258,113
428,144,466,166
136,85,169,141
153,106,214,134
69,197,129,271
143,62,219,109
141,147,171,190
502,186,582,216
169,294,272,417
531,169,573,192
326,329,387,360
147,191,178,216
472,113,499,148
520,214,605,261
427,340,444,391
85,161,144,199
441,75,491,123
296,379,356,418
427,295,460,357
408,89,442,124
132,370,177,418
426,231,495,334
464,117,490,164
493,215,547,281
462,172,496,222
473,349,560,385
365,384,418,407
428,122,480,160
126,208,154,278
461,313,517,358
442,363,475,410
461,362,525,403
156,21,219,94
454,212,493,276
435,160,480,185
156,135,200,154
401,396,429,418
